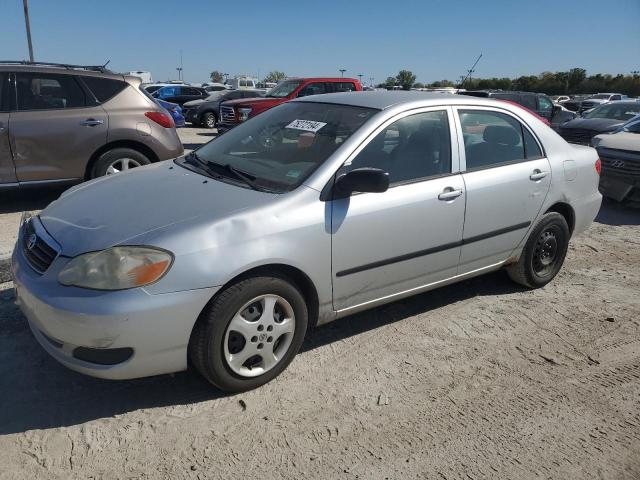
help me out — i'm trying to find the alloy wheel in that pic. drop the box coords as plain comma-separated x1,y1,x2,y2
106,157,142,175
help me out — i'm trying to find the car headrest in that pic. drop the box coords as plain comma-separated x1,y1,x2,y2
483,125,520,146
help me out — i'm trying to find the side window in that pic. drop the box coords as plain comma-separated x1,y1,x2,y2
334,82,356,92
15,73,86,110
459,110,526,170
298,82,326,97
611,95,621,101
345,110,451,185
538,96,553,115
0,73,6,111
518,94,537,111
229,91,243,100
81,76,126,103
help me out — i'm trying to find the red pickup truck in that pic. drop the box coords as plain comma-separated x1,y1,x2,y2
217,77,362,131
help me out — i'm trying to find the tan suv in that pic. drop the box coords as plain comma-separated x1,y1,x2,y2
0,62,183,187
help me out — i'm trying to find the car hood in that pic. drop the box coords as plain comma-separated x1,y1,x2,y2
560,117,623,131
39,160,276,257
183,98,210,107
596,131,640,152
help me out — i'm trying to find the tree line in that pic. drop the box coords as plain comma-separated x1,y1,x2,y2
379,68,640,96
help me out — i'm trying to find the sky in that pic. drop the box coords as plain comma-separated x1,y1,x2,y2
1,0,638,85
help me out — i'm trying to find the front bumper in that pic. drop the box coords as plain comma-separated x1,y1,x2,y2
12,233,218,380
599,173,640,206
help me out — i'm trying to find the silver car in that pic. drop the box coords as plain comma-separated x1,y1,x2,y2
12,92,602,392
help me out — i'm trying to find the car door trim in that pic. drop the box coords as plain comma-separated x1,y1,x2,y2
335,221,530,277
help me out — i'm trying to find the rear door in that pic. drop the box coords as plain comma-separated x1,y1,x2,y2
454,107,551,273
0,72,17,185
9,71,107,182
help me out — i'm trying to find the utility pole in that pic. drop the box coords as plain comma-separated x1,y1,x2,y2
23,0,34,62
358,74,363,84
339,69,346,78
369,76,374,87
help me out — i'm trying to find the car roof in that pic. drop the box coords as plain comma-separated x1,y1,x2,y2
284,77,360,82
293,90,516,110
0,63,124,80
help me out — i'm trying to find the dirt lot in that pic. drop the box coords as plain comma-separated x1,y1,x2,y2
0,127,639,479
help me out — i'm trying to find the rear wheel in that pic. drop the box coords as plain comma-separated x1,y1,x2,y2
91,148,150,178
189,275,308,392
200,111,217,128
506,212,570,288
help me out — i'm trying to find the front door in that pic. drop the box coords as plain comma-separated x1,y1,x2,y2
331,108,466,311
455,107,552,273
0,73,17,185
9,71,107,182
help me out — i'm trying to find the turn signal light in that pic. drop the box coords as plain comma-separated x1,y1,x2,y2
145,111,175,128
595,158,601,176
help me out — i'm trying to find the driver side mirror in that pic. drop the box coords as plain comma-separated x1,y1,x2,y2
332,168,389,199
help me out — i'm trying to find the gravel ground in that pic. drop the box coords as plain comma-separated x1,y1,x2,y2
0,128,639,479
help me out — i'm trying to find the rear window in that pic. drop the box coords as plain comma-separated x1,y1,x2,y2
82,76,127,103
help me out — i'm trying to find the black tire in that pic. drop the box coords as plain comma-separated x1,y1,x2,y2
91,148,151,178
189,275,308,392
506,212,570,288
200,111,217,129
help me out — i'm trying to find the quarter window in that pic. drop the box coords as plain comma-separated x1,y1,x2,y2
346,110,451,185
459,110,542,170
81,76,126,103
16,73,86,110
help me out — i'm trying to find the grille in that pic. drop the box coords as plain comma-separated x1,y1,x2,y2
22,219,59,274
220,105,236,123
600,154,640,177
559,128,598,145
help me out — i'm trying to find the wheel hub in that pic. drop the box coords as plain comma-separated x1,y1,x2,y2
223,294,295,378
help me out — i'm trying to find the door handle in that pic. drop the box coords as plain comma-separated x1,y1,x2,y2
529,169,548,181
438,188,463,201
80,119,104,127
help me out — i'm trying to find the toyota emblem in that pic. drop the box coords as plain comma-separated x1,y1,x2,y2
27,233,37,251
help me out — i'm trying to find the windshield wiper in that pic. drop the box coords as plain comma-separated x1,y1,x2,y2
185,152,273,192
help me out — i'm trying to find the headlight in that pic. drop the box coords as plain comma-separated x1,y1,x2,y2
58,246,173,290
238,107,252,121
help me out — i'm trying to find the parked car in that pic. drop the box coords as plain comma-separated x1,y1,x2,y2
156,99,185,128
152,85,208,106
558,101,640,145
203,83,230,93
128,71,153,83
0,61,183,185
12,91,601,392
591,116,640,206
550,95,570,104
182,89,264,128
143,82,188,94
579,93,628,113
562,95,593,113
458,90,575,130
227,76,259,90
218,77,362,131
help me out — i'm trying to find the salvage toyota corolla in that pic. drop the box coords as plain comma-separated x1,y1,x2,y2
12,91,602,392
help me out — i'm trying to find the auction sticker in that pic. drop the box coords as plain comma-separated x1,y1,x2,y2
285,119,327,133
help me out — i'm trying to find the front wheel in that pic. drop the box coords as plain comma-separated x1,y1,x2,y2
200,111,217,128
506,212,570,288
189,276,308,392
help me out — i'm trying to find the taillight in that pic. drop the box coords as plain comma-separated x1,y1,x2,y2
595,158,601,175
145,111,174,128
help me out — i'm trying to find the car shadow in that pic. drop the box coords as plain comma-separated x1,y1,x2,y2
0,186,68,215
595,198,640,226
0,270,522,435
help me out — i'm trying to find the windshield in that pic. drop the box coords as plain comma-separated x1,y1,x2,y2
583,103,640,121
177,102,377,192
266,80,303,98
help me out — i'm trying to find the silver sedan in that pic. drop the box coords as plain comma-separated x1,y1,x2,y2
12,91,602,392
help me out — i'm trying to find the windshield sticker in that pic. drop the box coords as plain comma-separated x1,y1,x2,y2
286,170,301,179
285,119,327,133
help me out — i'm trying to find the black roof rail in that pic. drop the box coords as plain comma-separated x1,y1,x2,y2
0,60,113,73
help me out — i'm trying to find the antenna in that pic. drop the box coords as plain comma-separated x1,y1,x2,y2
459,53,482,87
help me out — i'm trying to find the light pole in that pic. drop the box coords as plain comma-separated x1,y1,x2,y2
339,69,346,78
369,76,374,87
358,74,363,84
23,0,34,62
